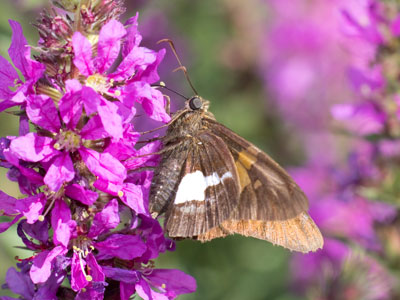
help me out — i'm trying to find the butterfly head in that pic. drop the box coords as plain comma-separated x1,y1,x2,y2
186,96,209,112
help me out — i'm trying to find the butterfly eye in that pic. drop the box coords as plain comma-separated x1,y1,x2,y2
189,96,203,110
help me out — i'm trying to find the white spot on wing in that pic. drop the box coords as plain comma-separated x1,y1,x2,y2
174,170,233,204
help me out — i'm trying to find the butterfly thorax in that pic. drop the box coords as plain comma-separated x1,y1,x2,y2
163,96,215,143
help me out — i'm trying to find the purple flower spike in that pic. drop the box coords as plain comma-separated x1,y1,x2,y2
0,3,196,299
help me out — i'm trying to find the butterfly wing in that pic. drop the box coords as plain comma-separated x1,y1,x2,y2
164,131,240,239
202,118,323,252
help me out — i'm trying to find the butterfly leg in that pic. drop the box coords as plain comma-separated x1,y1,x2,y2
128,166,156,173
164,93,171,116
136,137,162,144
132,141,183,158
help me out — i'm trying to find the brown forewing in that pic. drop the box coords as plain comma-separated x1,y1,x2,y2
164,131,240,239
200,118,323,252
204,118,309,220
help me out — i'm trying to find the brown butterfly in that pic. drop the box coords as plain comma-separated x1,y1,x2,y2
148,94,323,253
148,39,323,253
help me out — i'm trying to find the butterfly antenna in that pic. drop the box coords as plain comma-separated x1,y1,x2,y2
157,38,199,95
152,83,188,100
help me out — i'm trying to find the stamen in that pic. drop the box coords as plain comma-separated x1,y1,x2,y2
78,251,90,279
41,196,58,219
86,74,109,94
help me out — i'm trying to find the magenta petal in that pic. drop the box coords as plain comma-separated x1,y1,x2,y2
8,20,45,81
30,246,67,284
0,99,17,113
0,55,19,99
3,149,44,185
52,217,72,248
122,13,141,57
19,114,30,136
331,102,386,136
71,252,88,291
51,198,71,223
79,148,127,183
15,193,46,224
120,282,135,300
93,178,122,195
111,47,154,81
135,279,168,300
59,89,83,129
80,115,108,140
120,183,147,215
124,140,161,169
51,199,76,247
147,269,197,297
65,184,98,206
26,95,61,132
98,98,124,140
86,253,105,282
96,20,126,73
44,152,75,191
0,190,18,215
391,15,400,36
94,234,146,260
5,267,35,299
0,215,22,233
81,86,101,116
65,79,83,93
137,48,166,84
75,287,104,300
141,88,170,123
88,198,119,238
10,133,57,162
124,82,170,123
102,266,139,283
72,32,95,76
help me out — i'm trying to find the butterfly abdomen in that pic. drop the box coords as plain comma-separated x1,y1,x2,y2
150,155,185,216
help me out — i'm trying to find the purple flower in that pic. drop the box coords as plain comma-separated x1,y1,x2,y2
291,238,393,299
331,101,386,136
1,257,68,300
262,0,399,299
0,20,45,112
262,0,355,131
9,89,127,192
291,154,395,251
0,191,48,233
72,18,170,123
103,267,196,300
291,238,350,290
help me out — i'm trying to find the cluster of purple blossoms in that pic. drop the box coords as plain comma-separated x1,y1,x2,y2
263,0,400,298
0,1,195,299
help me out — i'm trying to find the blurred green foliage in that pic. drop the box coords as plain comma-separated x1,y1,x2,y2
0,1,305,299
